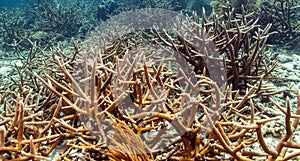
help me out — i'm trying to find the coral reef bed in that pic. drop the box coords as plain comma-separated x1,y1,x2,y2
1,0,300,160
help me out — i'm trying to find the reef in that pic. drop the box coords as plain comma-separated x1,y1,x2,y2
210,0,300,45
0,0,300,161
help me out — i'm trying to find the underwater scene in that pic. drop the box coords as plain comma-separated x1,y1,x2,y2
0,0,300,160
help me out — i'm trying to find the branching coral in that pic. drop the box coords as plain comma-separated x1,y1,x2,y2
154,7,277,90
259,0,300,44
0,9,30,51
0,0,99,51
0,5,300,161
24,0,97,38
210,0,300,44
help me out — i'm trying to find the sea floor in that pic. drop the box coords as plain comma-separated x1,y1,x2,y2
241,46,300,160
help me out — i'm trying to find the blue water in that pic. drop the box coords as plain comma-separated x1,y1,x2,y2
0,0,22,7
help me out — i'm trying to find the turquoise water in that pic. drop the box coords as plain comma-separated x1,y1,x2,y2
0,0,21,7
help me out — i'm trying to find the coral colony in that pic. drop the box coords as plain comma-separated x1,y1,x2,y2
0,0,300,160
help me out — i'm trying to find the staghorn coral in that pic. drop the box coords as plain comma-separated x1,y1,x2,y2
0,6,300,161
258,0,300,44
0,0,99,51
154,7,277,90
24,0,97,38
210,0,300,45
0,8,31,51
